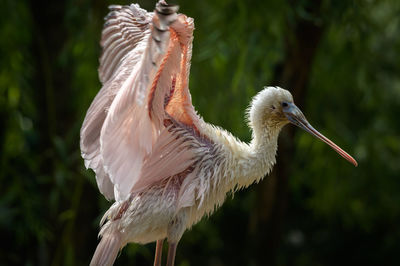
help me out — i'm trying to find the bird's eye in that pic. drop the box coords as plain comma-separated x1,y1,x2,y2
271,105,276,110
281,102,289,108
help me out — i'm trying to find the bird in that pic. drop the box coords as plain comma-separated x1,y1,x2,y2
80,1,358,266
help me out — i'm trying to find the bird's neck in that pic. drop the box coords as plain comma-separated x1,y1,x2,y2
238,128,280,188
190,122,281,221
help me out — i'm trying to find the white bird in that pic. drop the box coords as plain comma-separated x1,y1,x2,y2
80,1,357,266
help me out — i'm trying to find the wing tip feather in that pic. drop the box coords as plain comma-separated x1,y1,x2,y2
108,5,122,11
156,2,179,16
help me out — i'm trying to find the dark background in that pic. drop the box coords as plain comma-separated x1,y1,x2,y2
1,0,399,265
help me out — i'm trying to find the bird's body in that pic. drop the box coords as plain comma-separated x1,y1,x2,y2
97,90,280,242
89,89,283,265
80,2,357,265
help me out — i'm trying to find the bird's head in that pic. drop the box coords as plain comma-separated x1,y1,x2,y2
248,86,357,166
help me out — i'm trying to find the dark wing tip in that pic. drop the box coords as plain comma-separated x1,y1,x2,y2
156,2,179,16
153,2,179,32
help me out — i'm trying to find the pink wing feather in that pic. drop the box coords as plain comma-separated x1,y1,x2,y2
80,2,200,201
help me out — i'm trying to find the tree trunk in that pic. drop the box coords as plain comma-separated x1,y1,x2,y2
248,1,325,265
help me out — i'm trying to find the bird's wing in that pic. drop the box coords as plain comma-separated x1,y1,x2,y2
98,4,152,84
81,2,201,201
80,4,152,200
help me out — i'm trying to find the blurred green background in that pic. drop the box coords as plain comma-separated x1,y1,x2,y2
1,0,399,265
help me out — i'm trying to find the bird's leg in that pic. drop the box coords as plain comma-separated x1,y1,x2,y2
166,242,178,266
154,239,164,266
165,208,189,266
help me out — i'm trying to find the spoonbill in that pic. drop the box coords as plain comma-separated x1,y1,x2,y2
80,1,357,265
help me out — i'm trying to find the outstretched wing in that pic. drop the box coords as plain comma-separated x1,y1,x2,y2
80,2,200,201
80,3,152,200
99,4,152,84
